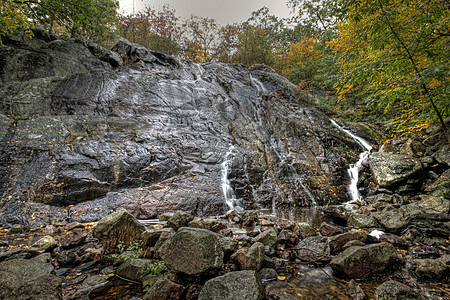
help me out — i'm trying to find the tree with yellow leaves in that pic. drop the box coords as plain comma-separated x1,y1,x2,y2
331,0,449,138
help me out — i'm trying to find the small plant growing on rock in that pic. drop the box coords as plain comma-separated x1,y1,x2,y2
112,240,143,260
142,260,172,292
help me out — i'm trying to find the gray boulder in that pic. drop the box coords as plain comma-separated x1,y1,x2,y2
116,258,153,282
435,144,450,166
160,227,223,276
198,270,264,300
329,230,368,254
330,242,398,279
28,235,57,254
374,207,409,233
143,278,185,300
413,258,447,281
348,214,379,228
167,211,194,231
374,280,425,300
246,242,265,271
369,152,423,187
297,222,317,239
93,209,145,253
253,228,277,247
0,257,63,299
295,236,330,262
417,195,450,214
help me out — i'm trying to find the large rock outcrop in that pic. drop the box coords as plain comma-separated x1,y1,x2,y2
0,31,365,226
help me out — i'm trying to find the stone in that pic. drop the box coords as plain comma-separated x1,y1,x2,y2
369,152,423,187
258,268,277,281
297,222,317,239
93,209,145,253
329,230,368,254
365,193,394,205
167,211,195,231
28,235,57,254
417,195,450,214
231,248,248,270
374,280,425,300
412,258,447,281
142,228,174,248
374,207,409,233
330,243,398,279
400,138,426,157
218,236,239,255
348,214,379,228
253,228,277,247
0,258,63,299
277,229,299,247
59,227,88,248
319,222,344,236
116,258,153,282
198,270,265,300
435,144,450,166
246,242,265,271
346,279,365,300
160,227,223,276
295,236,330,262
143,278,185,300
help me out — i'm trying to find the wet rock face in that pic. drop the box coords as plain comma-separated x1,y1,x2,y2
0,32,362,226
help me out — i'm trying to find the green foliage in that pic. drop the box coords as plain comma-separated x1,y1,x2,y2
112,239,143,260
0,0,34,41
142,260,172,292
1,0,119,43
331,0,449,135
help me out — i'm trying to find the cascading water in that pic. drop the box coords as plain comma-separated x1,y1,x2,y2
221,145,237,211
330,119,372,205
250,73,267,94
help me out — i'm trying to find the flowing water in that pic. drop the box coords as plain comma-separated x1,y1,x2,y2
221,145,237,210
330,119,372,206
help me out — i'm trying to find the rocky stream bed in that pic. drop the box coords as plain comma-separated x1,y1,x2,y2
0,29,449,299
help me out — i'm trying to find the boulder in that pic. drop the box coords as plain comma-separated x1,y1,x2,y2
329,230,368,254
143,278,185,300
412,258,447,281
253,228,277,247
160,227,223,276
365,193,394,205
297,222,317,239
0,257,63,299
230,248,248,270
346,279,365,300
198,270,265,300
116,258,153,282
330,242,398,279
374,280,425,300
295,236,330,262
435,144,450,166
347,214,379,228
59,227,88,248
369,152,423,187
417,195,450,214
399,138,426,157
319,222,344,236
167,211,195,231
374,207,409,233
246,242,265,271
28,235,57,254
93,209,145,253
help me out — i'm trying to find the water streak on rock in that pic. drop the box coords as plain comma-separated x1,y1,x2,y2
330,119,372,204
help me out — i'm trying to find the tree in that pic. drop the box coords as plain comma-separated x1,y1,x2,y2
117,5,183,55
331,0,449,137
183,15,218,62
1,0,119,42
0,0,33,40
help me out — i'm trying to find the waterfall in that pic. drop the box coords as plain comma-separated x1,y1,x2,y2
221,145,237,210
250,74,267,94
330,119,372,204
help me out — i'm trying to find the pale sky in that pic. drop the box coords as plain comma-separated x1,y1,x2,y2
118,0,292,25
